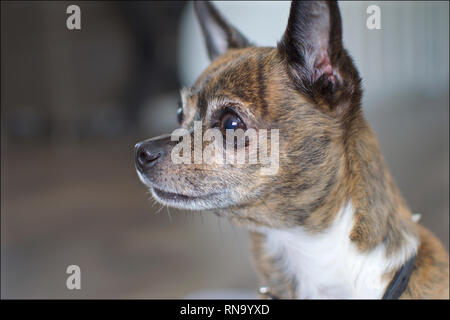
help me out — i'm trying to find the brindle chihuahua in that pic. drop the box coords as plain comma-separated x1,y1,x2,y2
135,1,449,299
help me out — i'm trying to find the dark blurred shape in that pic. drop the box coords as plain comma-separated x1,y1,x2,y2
116,1,185,135
1,1,185,142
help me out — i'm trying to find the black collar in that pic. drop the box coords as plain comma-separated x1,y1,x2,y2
382,254,416,299
258,254,417,300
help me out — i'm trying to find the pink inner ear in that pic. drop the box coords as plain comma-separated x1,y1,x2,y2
314,50,334,82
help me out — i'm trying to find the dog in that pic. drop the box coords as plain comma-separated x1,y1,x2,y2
134,1,449,299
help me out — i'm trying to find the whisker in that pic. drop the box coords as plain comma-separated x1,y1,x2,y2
155,203,165,214
217,214,223,240
166,205,173,222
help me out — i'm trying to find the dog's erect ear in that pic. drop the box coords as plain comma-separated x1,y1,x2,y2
278,1,345,102
194,1,250,61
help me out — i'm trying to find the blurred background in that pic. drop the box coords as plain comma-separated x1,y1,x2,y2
1,1,448,298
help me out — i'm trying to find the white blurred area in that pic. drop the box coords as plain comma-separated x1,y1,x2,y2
178,1,291,87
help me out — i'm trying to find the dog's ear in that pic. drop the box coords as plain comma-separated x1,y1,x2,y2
278,1,350,107
194,1,250,61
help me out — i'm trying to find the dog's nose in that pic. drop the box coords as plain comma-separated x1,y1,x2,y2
135,141,164,171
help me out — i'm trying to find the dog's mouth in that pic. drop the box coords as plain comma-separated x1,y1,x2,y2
152,187,208,202
136,170,231,210
151,186,224,210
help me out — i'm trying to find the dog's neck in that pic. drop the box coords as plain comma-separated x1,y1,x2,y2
343,112,419,253
262,201,418,299
250,115,419,299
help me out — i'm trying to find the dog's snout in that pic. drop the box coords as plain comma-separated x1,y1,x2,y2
135,141,165,171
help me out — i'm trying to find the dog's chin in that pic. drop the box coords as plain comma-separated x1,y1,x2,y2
136,170,234,210
150,186,232,210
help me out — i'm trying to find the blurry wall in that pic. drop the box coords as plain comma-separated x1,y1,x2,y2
1,1,185,142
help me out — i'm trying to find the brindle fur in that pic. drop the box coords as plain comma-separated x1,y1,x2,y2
136,1,449,298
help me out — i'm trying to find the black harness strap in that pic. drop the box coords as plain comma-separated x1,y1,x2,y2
382,255,416,299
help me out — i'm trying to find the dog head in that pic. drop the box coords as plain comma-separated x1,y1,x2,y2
135,1,362,229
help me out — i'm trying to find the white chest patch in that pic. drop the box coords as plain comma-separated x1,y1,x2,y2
263,202,418,299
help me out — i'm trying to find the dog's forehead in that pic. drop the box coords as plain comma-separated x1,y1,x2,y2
185,47,279,116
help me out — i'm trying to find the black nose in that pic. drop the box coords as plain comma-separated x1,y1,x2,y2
135,141,164,171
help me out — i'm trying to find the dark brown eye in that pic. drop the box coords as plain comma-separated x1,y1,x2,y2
220,111,246,133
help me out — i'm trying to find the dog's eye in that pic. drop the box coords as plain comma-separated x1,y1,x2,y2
177,105,183,124
220,112,246,132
